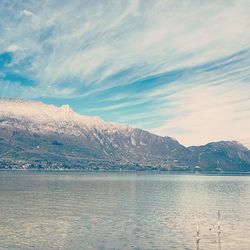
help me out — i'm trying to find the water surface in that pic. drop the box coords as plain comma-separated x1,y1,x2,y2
0,171,250,249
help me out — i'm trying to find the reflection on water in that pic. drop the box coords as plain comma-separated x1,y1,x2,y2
0,171,250,249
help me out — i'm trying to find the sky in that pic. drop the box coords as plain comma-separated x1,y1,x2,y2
0,0,250,148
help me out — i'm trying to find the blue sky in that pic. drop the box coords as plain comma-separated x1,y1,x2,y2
0,0,250,147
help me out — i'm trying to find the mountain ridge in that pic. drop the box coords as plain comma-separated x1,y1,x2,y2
0,98,250,172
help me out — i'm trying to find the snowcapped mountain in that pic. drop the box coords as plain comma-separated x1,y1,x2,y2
0,98,250,171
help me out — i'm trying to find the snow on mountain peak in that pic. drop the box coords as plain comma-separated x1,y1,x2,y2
0,98,128,133
60,104,73,113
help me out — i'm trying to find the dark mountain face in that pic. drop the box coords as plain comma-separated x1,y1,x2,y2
0,99,250,172
187,141,250,172
0,121,186,170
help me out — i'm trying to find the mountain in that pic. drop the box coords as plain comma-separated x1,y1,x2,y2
187,141,250,172
0,98,250,172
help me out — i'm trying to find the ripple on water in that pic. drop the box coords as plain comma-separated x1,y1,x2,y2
0,172,250,249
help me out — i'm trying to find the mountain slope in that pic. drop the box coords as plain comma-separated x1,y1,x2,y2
0,98,250,171
187,141,250,172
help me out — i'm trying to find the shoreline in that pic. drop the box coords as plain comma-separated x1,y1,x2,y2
1,169,250,176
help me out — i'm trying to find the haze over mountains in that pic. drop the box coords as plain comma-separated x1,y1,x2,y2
0,98,250,172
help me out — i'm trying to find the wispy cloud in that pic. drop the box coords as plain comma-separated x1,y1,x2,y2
0,0,250,146
151,83,250,147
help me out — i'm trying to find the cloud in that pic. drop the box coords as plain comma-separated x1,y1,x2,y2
0,0,250,147
7,44,21,52
151,83,250,148
1,1,250,95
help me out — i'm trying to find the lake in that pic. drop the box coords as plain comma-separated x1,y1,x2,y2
0,171,250,249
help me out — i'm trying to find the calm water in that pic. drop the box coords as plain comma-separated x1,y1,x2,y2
0,172,250,250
